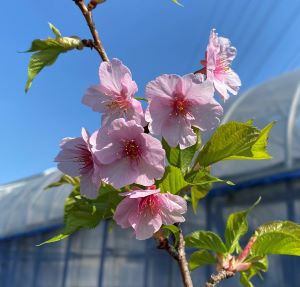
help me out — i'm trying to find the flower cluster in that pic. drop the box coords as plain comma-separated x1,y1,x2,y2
55,29,239,239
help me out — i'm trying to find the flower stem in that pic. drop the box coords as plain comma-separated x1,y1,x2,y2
74,0,109,62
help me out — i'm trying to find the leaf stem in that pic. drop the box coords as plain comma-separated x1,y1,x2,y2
74,0,109,62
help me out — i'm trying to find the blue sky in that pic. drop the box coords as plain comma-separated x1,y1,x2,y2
1,0,300,184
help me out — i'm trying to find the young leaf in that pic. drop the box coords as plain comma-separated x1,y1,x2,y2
39,184,122,245
157,166,189,194
25,23,83,92
185,231,227,253
189,250,216,271
171,0,183,6
44,175,80,189
251,221,300,256
48,22,62,38
225,197,261,253
198,121,274,166
240,256,268,287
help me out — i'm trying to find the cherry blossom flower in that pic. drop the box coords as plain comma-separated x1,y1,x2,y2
55,128,102,199
145,73,223,148
113,187,187,240
82,58,145,127
92,118,165,188
199,29,241,100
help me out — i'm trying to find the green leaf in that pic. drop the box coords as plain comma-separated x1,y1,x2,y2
44,175,80,190
39,184,121,245
185,167,234,212
251,221,300,256
162,138,181,167
189,250,216,271
186,167,234,186
180,128,201,173
162,225,180,246
48,22,61,38
240,257,268,287
185,231,227,253
225,197,261,253
162,128,201,173
134,96,148,102
198,121,274,167
157,166,189,194
25,23,83,92
190,183,211,213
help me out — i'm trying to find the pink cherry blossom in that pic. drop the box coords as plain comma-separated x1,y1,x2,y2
82,58,145,127
113,188,187,240
92,118,165,188
199,29,241,100
145,73,223,148
55,128,102,199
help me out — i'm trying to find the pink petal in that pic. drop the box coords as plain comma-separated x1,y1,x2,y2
162,117,197,148
124,189,160,199
114,197,139,228
82,85,112,113
145,97,172,134
92,127,122,164
140,133,165,172
127,98,146,126
99,58,132,93
80,171,100,199
129,211,162,240
146,74,180,100
159,193,187,225
120,73,138,97
101,158,139,188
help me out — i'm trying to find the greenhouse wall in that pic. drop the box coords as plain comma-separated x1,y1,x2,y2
0,170,300,287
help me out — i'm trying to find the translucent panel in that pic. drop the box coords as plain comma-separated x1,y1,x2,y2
0,169,72,238
213,69,300,178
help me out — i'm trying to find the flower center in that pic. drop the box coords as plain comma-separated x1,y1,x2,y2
75,144,93,173
106,91,130,111
123,139,141,160
138,195,160,215
172,94,190,116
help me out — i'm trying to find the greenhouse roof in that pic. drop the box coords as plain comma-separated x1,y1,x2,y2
213,69,300,179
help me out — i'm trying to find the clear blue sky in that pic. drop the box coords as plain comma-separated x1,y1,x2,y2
1,0,300,184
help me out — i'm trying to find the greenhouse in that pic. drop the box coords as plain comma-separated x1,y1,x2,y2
1,70,300,287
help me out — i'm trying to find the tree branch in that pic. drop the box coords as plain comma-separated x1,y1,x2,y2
177,228,194,287
205,269,234,287
155,227,193,287
74,0,109,62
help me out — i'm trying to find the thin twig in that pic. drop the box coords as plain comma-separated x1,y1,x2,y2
74,0,109,62
177,228,194,287
205,269,235,287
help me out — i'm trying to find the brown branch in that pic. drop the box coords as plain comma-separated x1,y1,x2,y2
74,0,109,62
177,228,194,287
154,230,179,260
155,228,193,287
205,269,235,287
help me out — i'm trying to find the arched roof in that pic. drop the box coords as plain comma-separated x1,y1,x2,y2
0,169,71,239
213,69,300,179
